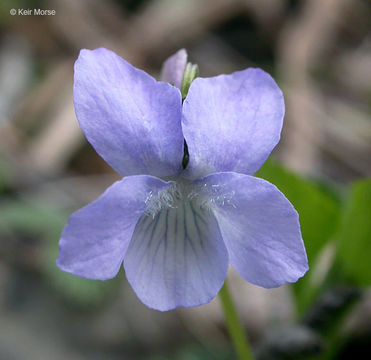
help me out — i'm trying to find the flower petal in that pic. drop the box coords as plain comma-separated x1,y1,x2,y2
124,198,228,311
195,172,308,288
74,48,184,177
57,175,171,280
182,69,285,179
160,48,187,89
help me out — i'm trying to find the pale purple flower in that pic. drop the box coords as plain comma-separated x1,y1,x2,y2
57,48,308,311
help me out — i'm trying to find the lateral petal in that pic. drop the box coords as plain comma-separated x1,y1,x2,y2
57,175,170,280
195,172,308,288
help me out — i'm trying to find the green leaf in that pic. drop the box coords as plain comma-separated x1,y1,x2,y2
0,156,16,192
0,201,64,237
335,179,371,286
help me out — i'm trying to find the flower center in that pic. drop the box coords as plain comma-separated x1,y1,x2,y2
144,179,236,218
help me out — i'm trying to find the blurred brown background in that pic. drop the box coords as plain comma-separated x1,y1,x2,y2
0,0,370,359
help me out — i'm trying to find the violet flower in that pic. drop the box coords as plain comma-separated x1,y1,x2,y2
57,48,308,311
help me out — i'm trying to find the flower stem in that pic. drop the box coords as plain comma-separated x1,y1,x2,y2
219,280,254,360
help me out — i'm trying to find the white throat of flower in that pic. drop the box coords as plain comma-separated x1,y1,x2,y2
144,179,236,218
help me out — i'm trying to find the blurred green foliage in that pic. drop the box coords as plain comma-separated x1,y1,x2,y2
147,343,232,360
257,160,371,359
0,157,16,192
335,179,371,287
0,161,117,307
256,159,341,315
257,159,371,319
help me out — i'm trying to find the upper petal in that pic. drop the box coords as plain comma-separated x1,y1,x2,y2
182,68,285,179
57,175,171,280
195,172,308,288
74,48,184,177
160,48,187,89
124,196,228,311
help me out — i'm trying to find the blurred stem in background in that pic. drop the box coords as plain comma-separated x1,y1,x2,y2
219,279,254,360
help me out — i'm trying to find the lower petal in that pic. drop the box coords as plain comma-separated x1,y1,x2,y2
124,198,228,311
195,172,308,288
57,175,170,280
